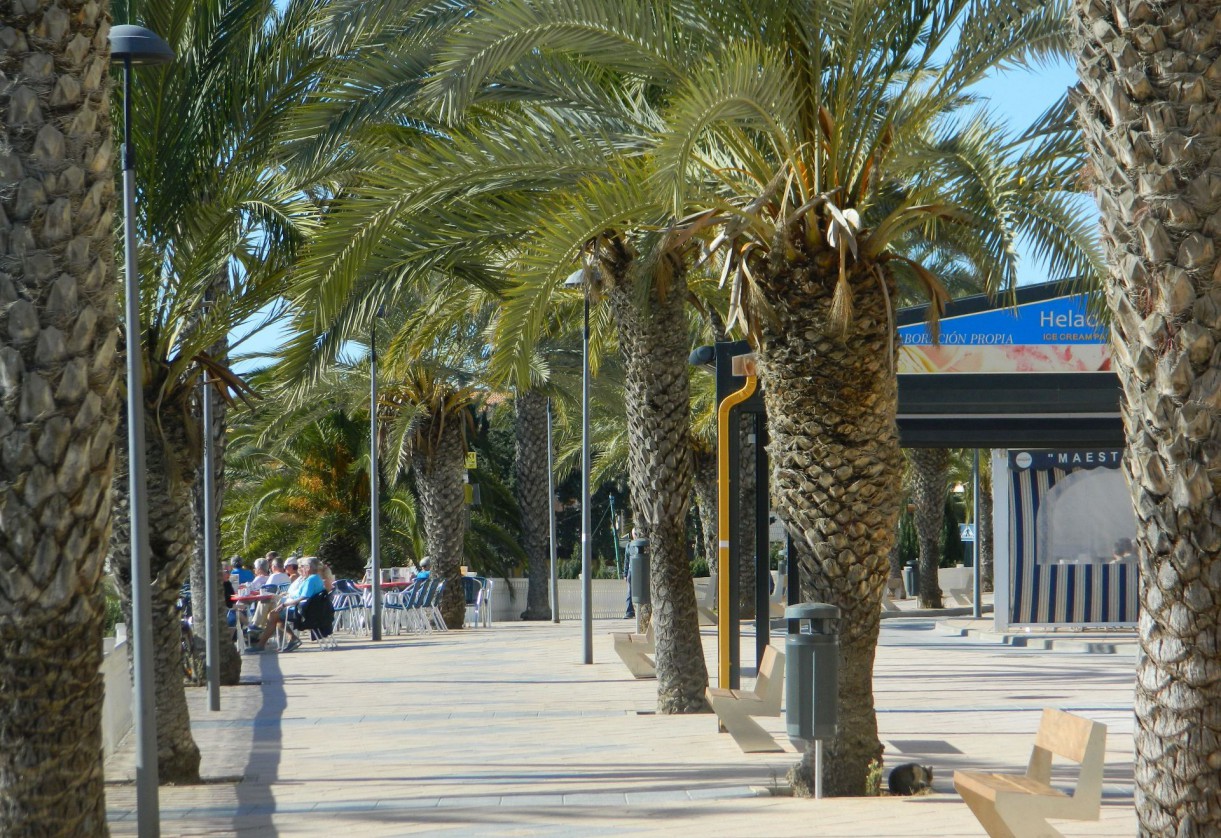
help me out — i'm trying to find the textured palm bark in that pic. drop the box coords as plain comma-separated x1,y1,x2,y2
692,445,718,571
515,389,552,619
1073,1,1221,832
979,478,994,592
737,414,758,619
887,541,903,586
412,415,468,629
603,249,709,714
0,1,117,830
111,411,202,784
908,447,948,609
758,248,902,797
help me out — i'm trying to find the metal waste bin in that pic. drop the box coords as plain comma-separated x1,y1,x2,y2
627,538,650,606
903,561,916,598
785,603,839,748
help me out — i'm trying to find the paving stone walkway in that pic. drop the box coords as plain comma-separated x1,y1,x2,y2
105,615,1137,836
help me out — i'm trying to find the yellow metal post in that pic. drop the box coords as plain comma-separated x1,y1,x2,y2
716,354,758,688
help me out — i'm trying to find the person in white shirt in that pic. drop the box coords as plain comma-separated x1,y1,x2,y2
264,555,290,588
248,558,270,591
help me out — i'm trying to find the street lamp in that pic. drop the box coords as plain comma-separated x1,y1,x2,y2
109,23,174,838
564,268,593,664
370,307,385,640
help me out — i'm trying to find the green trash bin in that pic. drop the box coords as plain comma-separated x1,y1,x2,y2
785,603,840,748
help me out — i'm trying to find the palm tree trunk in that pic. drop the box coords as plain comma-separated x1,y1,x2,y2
979,475,993,593
0,0,115,830
908,447,948,609
692,445,718,571
604,248,708,714
412,416,468,628
112,410,202,784
515,389,552,619
1074,2,1221,832
759,254,902,797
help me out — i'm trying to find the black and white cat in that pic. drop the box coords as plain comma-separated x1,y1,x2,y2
888,763,934,795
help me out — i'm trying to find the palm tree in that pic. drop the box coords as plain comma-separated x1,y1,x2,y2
906,447,949,608
653,3,1100,795
384,362,482,629
0,1,115,831
515,388,554,619
947,448,992,591
108,0,399,781
427,0,1101,790
1072,3,1221,832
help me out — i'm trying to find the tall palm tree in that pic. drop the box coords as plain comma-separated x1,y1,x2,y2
384,362,481,629
515,388,554,619
947,448,992,591
1073,2,1221,832
654,2,1101,795
906,447,949,608
108,0,358,782
0,1,116,831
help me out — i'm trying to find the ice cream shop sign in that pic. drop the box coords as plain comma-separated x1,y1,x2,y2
897,294,1110,374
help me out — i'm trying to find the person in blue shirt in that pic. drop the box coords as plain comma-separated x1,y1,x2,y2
247,557,325,653
231,557,254,585
414,556,431,581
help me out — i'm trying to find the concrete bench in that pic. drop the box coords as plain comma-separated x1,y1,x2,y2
954,708,1106,838
947,587,975,607
695,573,716,626
611,621,656,679
705,645,785,753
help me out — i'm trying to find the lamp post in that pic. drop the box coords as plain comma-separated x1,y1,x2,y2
109,23,174,838
546,398,560,623
202,340,220,714
564,268,593,663
370,309,384,640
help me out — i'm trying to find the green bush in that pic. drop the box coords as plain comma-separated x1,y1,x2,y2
690,556,710,577
103,584,123,637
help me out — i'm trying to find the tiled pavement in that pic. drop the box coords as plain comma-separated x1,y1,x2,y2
105,614,1136,836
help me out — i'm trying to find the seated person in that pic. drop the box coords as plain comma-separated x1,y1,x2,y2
264,556,290,588
248,558,270,591
414,556,431,581
231,557,254,585
246,557,325,654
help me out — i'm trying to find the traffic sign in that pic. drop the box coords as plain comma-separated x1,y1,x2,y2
959,523,976,542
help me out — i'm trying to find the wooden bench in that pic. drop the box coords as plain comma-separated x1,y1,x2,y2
954,708,1107,838
705,645,785,753
611,620,656,679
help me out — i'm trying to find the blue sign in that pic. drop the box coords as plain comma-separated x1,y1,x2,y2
898,294,1111,375
898,294,1106,346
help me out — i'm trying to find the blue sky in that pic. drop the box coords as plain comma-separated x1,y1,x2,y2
235,53,1093,367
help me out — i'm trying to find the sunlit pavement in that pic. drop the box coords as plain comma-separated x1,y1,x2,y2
105,612,1136,837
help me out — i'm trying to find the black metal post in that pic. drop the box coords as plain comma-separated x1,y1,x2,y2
755,419,770,668
727,410,741,689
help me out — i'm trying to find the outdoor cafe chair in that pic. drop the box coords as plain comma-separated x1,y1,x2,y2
427,580,448,632
462,576,484,627
330,584,365,636
404,578,436,634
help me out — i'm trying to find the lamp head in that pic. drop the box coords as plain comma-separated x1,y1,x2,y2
688,344,716,369
108,25,174,65
563,268,586,289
